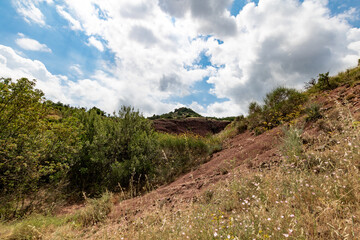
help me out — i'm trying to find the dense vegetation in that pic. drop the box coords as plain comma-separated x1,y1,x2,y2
0,78,221,220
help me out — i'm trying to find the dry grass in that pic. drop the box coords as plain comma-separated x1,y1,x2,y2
1,88,359,239
72,98,359,239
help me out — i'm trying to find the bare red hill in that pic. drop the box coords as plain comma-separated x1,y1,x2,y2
152,118,230,136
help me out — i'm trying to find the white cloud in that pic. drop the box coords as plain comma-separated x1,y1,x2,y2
69,64,83,77
6,0,360,117
15,36,52,53
0,45,67,102
0,44,182,115
56,5,82,30
206,0,360,115
12,0,46,26
87,36,104,51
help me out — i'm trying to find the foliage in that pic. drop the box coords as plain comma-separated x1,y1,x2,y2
305,103,322,122
246,87,307,135
0,78,81,219
69,106,160,196
155,133,214,184
317,72,331,89
6,214,66,240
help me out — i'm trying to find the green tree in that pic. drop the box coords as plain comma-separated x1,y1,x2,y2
0,78,81,218
69,106,160,196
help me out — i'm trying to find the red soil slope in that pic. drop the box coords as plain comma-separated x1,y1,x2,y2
110,82,360,220
110,128,282,220
152,118,230,136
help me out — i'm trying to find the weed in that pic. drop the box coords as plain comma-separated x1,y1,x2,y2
281,126,304,167
73,191,112,227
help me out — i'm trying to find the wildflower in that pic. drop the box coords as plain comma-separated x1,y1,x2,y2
227,235,231,239
214,232,218,237
267,218,271,221
283,233,289,238
289,214,294,218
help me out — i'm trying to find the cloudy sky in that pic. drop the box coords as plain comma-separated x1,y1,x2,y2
1,0,360,117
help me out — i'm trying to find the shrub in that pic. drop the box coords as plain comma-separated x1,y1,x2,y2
236,120,248,134
305,103,322,122
263,87,307,117
232,115,248,134
316,72,338,90
246,87,307,134
69,106,160,196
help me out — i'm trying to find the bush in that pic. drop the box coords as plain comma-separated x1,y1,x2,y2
69,106,160,196
316,72,338,90
246,87,307,134
305,103,322,122
263,87,307,117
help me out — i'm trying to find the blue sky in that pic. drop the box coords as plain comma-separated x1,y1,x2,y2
0,1,114,80
0,0,359,117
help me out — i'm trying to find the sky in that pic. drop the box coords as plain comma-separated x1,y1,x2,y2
0,0,360,117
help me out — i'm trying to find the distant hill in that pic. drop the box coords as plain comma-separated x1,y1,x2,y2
148,107,202,120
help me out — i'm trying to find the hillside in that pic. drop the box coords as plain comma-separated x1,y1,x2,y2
153,118,230,136
1,65,360,239
148,107,202,120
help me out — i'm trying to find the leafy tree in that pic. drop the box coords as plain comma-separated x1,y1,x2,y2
248,102,262,115
69,106,160,196
0,78,81,218
317,72,330,90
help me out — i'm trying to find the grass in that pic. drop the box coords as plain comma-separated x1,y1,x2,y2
0,191,113,239
80,92,359,239
72,191,113,227
2,65,360,239
155,132,222,185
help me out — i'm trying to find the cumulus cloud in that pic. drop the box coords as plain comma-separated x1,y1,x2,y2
0,45,67,102
129,25,158,47
15,36,52,52
4,0,360,117
207,0,360,114
159,0,236,37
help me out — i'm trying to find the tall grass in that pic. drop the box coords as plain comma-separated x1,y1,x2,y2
155,133,222,184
